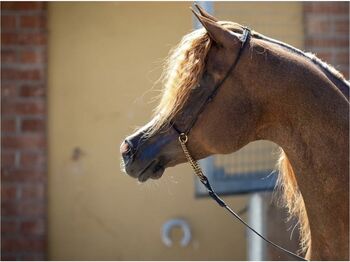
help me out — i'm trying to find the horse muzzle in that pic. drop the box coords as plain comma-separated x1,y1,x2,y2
120,129,170,183
120,116,185,182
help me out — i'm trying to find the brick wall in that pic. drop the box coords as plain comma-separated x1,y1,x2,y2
304,2,349,78
1,2,47,260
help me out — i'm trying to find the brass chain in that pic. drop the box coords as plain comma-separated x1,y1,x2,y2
178,133,206,183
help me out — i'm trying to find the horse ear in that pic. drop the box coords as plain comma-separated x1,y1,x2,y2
194,3,218,22
190,8,239,47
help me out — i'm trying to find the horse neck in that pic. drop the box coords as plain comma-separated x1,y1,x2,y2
241,39,349,259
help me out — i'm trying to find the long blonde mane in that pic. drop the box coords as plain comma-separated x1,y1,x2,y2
277,150,311,255
153,21,311,253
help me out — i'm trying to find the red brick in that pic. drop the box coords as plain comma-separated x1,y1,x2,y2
1,68,42,81
304,3,349,14
2,135,45,150
305,18,331,35
18,33,47,45
334,20,349,34
20,219,45,235
21,184,45,199
21,254,46,260
305,37,349,48
1,238,45,253
1,201,17,216
1,151,16,168
0,254,17,260
1,32,18,45
1,169,46,182
1,15,17,30
20,152,46,168
1,83,18,97
1,118,16,132
335,51,350,65
1,184,18,201
1,67,19,79
315,51,332,63
1,201,45,217
19,84,45,97
1,49,17,63
20,15,46,29
1,32,46,46
19,50,40,64
20,202,45,217
1,221,18,234
336,65,349,77
1,220,18,235
2,100,45,116
21,119,45,132
1,2,45,11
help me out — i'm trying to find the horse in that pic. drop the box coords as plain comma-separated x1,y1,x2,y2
120,6,349,260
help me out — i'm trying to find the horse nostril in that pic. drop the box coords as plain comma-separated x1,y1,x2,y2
120,141,129,154
120,140,133,164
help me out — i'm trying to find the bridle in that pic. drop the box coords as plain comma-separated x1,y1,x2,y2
170,27,307,261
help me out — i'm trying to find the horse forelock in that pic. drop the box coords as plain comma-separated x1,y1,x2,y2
149,27,210,134
276,150,311,256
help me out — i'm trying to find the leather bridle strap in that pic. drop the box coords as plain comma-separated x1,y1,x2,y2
171,27,308,261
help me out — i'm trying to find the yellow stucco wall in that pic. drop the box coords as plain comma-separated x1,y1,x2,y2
215,2,304,48
48,2,303,260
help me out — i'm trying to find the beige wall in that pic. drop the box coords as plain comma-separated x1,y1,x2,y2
48,3,248,260
215,2,304,48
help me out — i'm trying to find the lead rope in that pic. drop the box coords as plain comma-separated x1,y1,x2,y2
178,133,307,261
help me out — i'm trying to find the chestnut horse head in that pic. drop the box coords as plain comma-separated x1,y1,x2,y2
121,11,259,182
120,6,349,260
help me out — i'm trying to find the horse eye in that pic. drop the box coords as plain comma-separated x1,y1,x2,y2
204,71,211,81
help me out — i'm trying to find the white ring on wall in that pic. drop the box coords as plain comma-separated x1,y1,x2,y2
161,218,192,247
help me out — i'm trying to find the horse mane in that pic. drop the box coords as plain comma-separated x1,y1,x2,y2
276,150,311,255
152,21,348,254
250,31,350,91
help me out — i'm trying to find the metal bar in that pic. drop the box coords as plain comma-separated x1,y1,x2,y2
248,193,265,260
